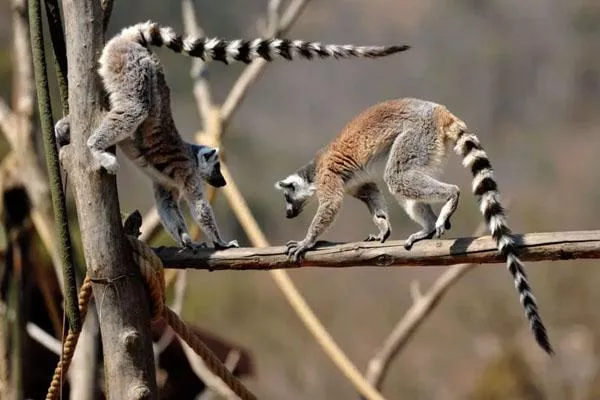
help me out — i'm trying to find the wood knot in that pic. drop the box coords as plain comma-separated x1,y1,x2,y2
374,254,394,266
121,329,140,352
128,383,152,399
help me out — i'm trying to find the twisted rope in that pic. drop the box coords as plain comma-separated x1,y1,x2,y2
127,237,256,400
45,234,255,400
45,276,93,400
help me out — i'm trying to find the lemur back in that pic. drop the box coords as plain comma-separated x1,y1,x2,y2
55,21,410,250
275,98,552,354
315,99,445,184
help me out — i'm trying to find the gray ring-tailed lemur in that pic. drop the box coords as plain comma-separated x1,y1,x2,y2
275,98,553,355
54,21,409,250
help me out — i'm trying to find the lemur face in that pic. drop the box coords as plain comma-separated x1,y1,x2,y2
195,146,226,188
275,174,315,219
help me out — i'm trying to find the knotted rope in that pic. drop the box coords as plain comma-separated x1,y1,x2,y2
46,217,256,400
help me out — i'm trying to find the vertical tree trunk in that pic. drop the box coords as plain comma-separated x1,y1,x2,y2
59,0,157,398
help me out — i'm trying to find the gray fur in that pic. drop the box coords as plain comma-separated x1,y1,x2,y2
54,26,238,250
275,97,552,354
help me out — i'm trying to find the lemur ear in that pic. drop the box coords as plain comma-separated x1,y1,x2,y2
275,180,294,190
201,148,218,161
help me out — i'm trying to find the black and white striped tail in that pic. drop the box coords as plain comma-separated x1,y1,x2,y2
454,133,553,355
124,21,409,64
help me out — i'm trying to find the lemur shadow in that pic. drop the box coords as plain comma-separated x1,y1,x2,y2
447,231,525,257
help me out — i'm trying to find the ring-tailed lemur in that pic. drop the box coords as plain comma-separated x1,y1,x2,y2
275,98,552,354
55,21,409,250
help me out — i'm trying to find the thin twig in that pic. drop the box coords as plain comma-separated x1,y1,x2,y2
0,98,17,141
215,161,388,400
220,0,310,126
363,222,488,394
140,0,310,241
198,349,243,400
178,336,241,400
181,0,214,126
26,322,62,355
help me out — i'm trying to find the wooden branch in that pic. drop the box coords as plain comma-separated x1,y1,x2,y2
156,230,600,270
60,0,157,397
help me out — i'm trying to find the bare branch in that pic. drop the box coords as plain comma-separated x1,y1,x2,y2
197,349,242,400
217,162,387,400
363,222,488,393
26,322,62,355
266,0,282,35
181,0,214,126
155,230,600,270
0,98,17,143
139,0,310,243
220,0,310,126
177,337,241,400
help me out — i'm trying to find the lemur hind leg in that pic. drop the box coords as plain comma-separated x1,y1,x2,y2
385,169,459,249
348,181,391,243
86,64,152,173
153,183,205,250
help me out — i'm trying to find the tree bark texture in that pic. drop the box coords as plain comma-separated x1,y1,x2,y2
156,230,600,270
59,0,157,398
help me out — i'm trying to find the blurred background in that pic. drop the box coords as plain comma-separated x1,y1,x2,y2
1,0,600,398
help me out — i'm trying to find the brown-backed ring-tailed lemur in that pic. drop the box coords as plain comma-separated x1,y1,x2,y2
275,98,552,354
55,21,410,250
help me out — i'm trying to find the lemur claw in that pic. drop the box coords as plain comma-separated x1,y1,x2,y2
365,234,379,242
214,240,239,250
434,224,445,239
365,228,391,243
285,240,309,263
178,241,208,254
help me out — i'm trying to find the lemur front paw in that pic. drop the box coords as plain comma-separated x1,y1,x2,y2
433,218,451,239
404,230,436,250
178,233,208,253
91,150,119,174
214,240,239,250
285,240,312,263
54,118,71,147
